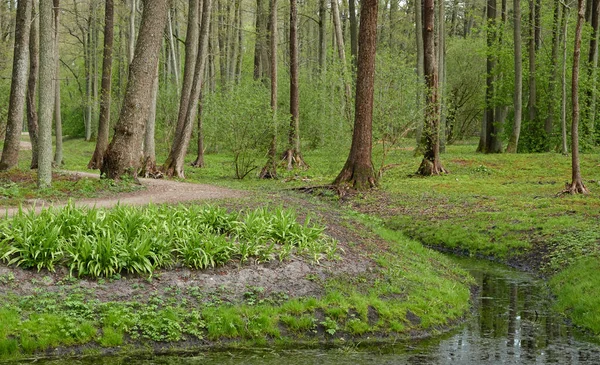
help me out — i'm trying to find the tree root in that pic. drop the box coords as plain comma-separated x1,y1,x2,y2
416,159,448,176
557,180,589,196
281,149,309,170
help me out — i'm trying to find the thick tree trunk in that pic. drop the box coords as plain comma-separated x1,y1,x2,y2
282,0,306,169
418,0,447,174
53,0,63,167
507,0,523,152
561,5,569,155
566,0,589,194
0,0,31,171
162,0,212,178
27,1,39,169
38,0,55,188
101,0,171,180
88,0,114,170
331,0,353,122
259,0,278,178
334,0,378,189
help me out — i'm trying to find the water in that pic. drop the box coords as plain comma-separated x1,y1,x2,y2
35,256,600,364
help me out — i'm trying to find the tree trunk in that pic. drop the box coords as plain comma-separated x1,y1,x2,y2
417,0,447,174
162,0,212,178
53,0,63,167
507,0,523,152
259,0,279,178
27,0,39,169
527,0,537,122
334,0,378,189
331,0,353,122
38,0,55,187
0,0,31,171
282,0,306,169
101,0,171,180
439,0,447,153
348,0,358,70
484,0,498,153
566,0,588,193
254,0,264,80
140,63,159,177
415,0,425,147
544,0,560,148
191,90,205,167
128,0,136,64
561,4,569,155
585,0,599,143
88,0,114,170
534,0,541,50
167,10,180,91
318,0,326,74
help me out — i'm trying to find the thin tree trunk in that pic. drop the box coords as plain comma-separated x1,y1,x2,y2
259,0,278,178
0,0,31,171
545,0,561,147
318,0,326,74
566,0,588,193
528,0,537,122
507,0,523,152
101,0,171,180
348,0,358,70
141,63,159,177
191,90,205,167
415,0,425,147
331,0,353,121
585,0,599,143
484,0,498,153
235,0,242,83
334,0,379,189
38,0,55,187
84,3,92,141
561,4,569,155
282,0,306,169
162,0,213,178
418,0,447,174
27,1,39,169
53,0,63,167
534,0,541,50
88,0,114,170
254,0,264,80
439,0,447,153
168,10,180,91
129,0,136,64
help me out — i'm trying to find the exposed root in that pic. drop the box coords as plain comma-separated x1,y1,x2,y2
557,180,589,196
416,159,448,176
281,149,309,170
139,157,163,179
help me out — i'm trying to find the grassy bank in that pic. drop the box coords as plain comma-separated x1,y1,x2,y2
0,202,472,360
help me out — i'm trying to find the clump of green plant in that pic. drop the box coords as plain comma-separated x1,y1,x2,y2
0,203,336,277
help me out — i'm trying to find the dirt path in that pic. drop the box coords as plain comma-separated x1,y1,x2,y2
3,171,246,216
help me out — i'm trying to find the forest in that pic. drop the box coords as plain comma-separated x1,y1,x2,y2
0,0,599,362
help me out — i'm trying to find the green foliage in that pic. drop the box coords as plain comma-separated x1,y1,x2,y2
0,204,336,277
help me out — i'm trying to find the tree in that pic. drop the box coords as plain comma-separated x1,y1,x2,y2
38,0,55,187
561,4,570,155
0,0,32,171
484,0,502,153
331,0,353,122
26,0,39,169
88,0,114,170
333,0,378,189
282,0,307,169
527,0,537,123
414,0,425,147
259,0,278,179
565,0,589,194
417,0,447,174
101,0,171,180
506,0,523,152
53,0,63,166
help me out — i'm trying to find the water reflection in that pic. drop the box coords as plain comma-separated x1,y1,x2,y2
34,257,600,365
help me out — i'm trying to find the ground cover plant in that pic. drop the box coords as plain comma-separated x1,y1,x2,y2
0,204,337,277
0,199,473,360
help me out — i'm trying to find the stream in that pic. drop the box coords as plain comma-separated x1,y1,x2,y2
35,255,600,364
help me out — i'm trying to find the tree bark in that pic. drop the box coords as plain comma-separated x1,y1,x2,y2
331,0,353,122
561,4,569,155
585,0,599,142
318,0,326,74
415,0,425,147
53,0,63,167
38,0,55,187
162,0,212,178
417,0,447,174
101,0,171,180
348,0,358,70
527,0,537,123
140,63,159,177
282,0,306,169
253,0,265,80
259,0,278,178
507,0,522,152
439,0,447,153
191,90,205,167
27,0,39,169
88,0,114,170
128,0,136,64
485,0,502,153
566,0,589,194
333,0,378,189
0,0,31,171
544,0,560,148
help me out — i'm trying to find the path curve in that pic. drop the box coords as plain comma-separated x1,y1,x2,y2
3,171,246,216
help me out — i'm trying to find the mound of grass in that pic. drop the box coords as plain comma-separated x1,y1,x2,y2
0,204,337,277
